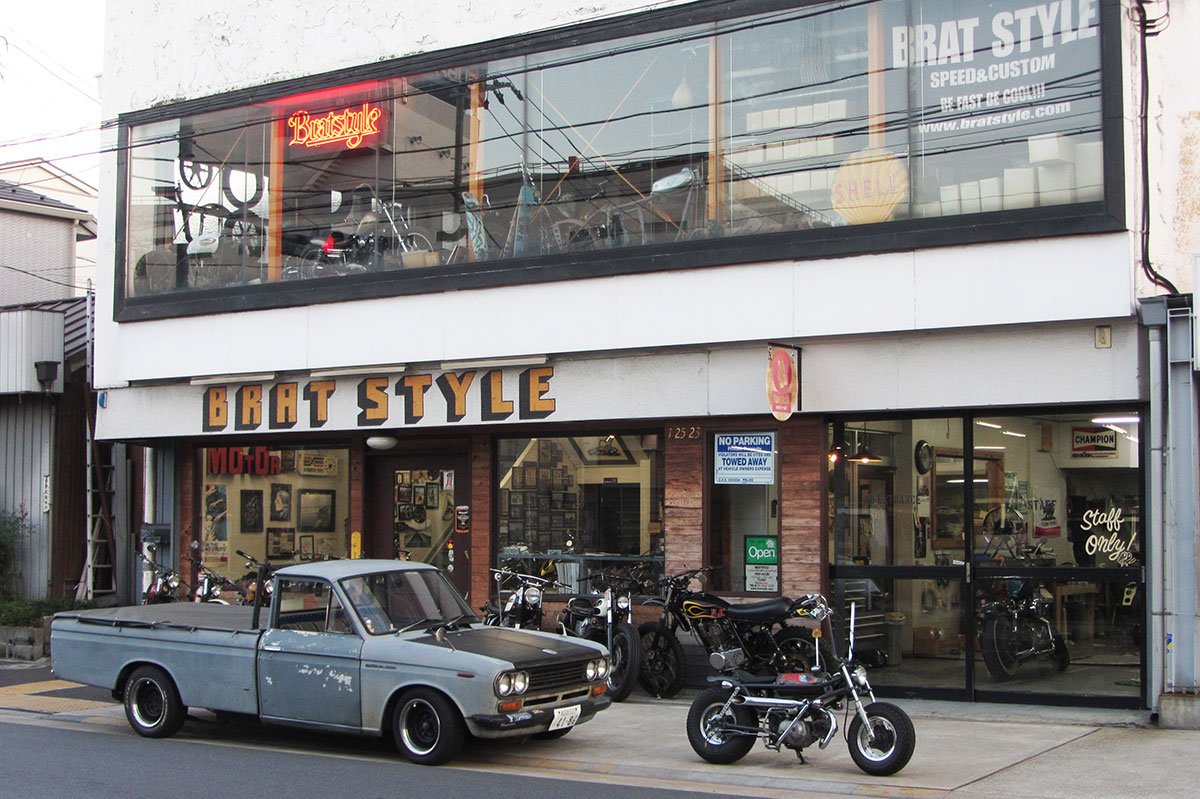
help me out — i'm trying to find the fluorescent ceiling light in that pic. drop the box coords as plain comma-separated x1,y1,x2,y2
190,372,275,386
1001,430,1027,438
440,355,548,371
309,364,406,378
975,421,1002,429
975,446,1006,450
947,478,990,483
1092,415,1140,424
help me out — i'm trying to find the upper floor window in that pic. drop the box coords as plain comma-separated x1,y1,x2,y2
122,0,1107,305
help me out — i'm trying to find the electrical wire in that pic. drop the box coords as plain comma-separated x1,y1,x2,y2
1130,0,1178,295
0,260,91,291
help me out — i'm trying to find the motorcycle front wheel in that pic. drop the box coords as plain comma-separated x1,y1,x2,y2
638,621,687,698
846,701,916,776
981,618,1021,681
686,686,757,765
606,621,642,702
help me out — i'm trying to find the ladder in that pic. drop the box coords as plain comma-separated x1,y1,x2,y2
77,414,116,601
76,283,117,602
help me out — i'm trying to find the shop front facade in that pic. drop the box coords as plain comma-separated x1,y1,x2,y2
94,0,1178,711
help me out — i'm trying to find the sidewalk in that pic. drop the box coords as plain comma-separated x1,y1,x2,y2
4,657,1195,798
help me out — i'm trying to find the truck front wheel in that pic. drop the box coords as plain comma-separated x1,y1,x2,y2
123,665,187,738
392,688,465,765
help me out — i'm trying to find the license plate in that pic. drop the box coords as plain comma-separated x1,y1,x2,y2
549,705,581,731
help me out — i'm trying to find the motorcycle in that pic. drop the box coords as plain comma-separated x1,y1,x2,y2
638,566,823,699
687,596,916,777
234,549,277,608
140,549,184,604
193,563,234,603
555,569,642,702
481,568,561,629
976,576,1069,680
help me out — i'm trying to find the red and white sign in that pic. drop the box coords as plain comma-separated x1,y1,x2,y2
287,102,384,150
1071,426,1118,458
765,345,799,422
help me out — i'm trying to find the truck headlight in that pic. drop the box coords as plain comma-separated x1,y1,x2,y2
495,670,529,697
587,657,610,681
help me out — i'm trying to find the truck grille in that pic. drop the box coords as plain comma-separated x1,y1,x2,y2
526,658,590,692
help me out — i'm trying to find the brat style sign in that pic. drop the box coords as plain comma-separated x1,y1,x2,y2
201,367,556,433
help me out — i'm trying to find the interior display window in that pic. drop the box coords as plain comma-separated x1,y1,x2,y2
199,445,350,582
120,0,1108,306
494,434,663,588
829,419,967,569
706,432,779,593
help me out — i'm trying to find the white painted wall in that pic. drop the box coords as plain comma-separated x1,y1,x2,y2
93,1,1146,403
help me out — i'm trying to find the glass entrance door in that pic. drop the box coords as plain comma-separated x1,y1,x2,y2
368,454,469,598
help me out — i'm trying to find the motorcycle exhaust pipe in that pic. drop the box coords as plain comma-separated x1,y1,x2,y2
733,693,811,711
817,707,838,749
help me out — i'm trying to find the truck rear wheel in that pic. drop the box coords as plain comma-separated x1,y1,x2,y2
392,688,465,765
123,665,187,738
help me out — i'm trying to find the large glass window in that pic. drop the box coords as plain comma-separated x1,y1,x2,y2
494,434,663,589
199,445,350,582
122,0,1106,302
829,411,1143,703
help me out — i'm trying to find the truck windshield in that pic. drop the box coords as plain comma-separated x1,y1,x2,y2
340,569,476,635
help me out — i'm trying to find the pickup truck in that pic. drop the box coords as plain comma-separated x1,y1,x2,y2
51,559,612,765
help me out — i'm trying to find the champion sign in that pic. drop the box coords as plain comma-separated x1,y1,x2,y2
1071,426,1118,458
714,433,776,485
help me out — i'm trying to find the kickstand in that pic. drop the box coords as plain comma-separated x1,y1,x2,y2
794,749,807,764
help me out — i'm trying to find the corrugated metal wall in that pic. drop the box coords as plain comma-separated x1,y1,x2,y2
0,395,54,598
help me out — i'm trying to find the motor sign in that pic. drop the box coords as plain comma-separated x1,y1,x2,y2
714,433,776,484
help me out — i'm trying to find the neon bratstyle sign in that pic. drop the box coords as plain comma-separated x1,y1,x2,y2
287,102,384,149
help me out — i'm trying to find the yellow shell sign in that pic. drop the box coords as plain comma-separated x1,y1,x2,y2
830,148,909,225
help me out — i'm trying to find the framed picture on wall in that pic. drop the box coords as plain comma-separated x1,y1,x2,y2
569,435,635,465
524,465,538,487
270,483,292,522
267,528,295,558
240,489,264,533
203,484,228,541
299,534,315,558
413,484,427,506
297,489,336,533
425,482,440,508
512,467,525,490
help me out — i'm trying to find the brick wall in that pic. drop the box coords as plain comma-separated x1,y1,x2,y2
661,417,826,597
468,434,492,607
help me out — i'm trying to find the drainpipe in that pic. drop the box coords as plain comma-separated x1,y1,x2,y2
1139,298,1166,705
141,447,157,598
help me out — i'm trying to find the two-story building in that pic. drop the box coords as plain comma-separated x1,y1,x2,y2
94,0,1200,714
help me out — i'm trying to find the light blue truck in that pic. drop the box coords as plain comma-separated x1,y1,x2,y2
50,559,611,764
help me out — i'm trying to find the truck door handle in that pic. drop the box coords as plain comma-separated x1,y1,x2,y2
261,643,282,652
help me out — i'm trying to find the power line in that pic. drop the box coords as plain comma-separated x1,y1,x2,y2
0,260,90,291
0,25,100,104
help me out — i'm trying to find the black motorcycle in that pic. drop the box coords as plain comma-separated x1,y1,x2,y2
687,596,916,776
638,566,823,699
555,569,642,702
235,549,278,608
977,576,1069,680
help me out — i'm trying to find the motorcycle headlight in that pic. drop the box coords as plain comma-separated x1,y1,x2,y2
853,664,870,688
168,575,180,590
616,595,630,610
523,586,543,606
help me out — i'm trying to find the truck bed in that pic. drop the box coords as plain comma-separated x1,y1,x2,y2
57,603,258,632
52,604,263,715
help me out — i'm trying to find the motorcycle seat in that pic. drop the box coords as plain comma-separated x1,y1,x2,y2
723,597,795,622
566,597,601,616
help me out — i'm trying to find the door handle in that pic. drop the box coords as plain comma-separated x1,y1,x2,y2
261,642,282,652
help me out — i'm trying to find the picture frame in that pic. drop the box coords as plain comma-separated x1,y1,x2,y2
412,484,427,506
524,464,537,487
267,528,295,558
269,483,292,522
538,467,551,486
297,488,337,533
240,489,264,533
499,489,510,517
395,470,411,485
424,481,440,508
569,435,635,465
203,484,228,541
299,534,315,558
395,483,413,504
512,467,525,490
